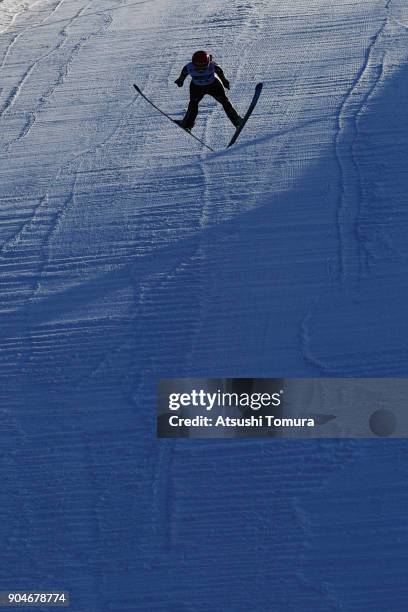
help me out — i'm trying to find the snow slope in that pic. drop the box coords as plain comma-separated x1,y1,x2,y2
1,0,408,610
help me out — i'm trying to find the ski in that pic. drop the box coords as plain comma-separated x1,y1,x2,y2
133,84,214,152
227,82,263,148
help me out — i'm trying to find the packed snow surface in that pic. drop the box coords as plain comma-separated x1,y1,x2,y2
1,0,408,610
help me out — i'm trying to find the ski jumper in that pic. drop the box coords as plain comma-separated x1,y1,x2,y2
175,60,241,129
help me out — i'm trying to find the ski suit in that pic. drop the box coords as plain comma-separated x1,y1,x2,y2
175,59,241,129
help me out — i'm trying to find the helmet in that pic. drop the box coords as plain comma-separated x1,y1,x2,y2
192,50,210,67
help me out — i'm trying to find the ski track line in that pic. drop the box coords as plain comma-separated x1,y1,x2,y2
0,0,67,75
3,1,106,149
29,169,80,301
228,0,306,211
63,5,163,178
0,0,46,35
0,61,37,119
343,54,387,278
2,3,113,260
352,52,390,273
2,41,69,148
172,89,210,369
300,2,395,375
72,323,136,390
335,0,392,290
265,3,334,192
353,11,408,267
17,10,114,146
299,300,338,374
231,2,272,132
19,198,51,370
38,0,66,25
150,440,176,551
4,0,151,33
63,92,137,179
0,29,23,72
182,162,210,371
0,17,68,124
391,17,408,29
0,194,48,256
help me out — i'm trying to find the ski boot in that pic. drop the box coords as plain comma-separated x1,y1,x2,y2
174,119,192,132
234,116,244,129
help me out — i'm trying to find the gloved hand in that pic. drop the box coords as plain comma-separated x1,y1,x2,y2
175,78,183,87
223,79,230,90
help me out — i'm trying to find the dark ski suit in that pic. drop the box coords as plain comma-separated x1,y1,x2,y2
175,59,241,129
